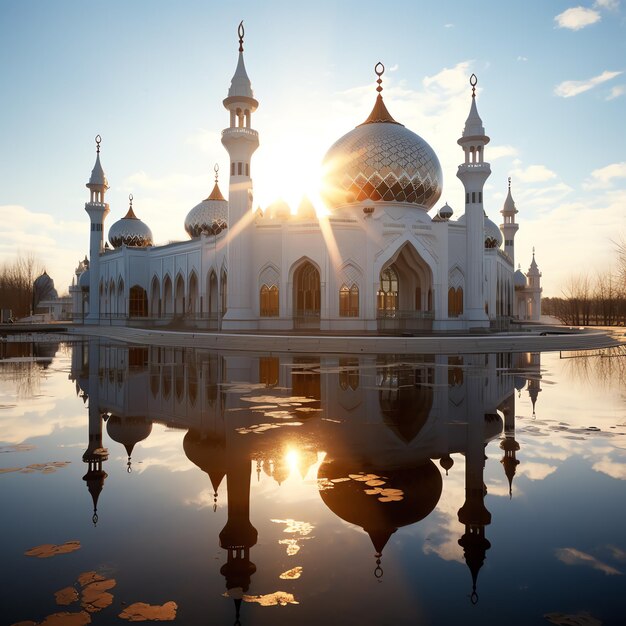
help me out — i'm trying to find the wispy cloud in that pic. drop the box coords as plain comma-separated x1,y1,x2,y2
594,0,620,10
510,163,557,183
556,547,622,575
607,85,625,100
444,23,454,28
489,145,518,161
517,56,528,62
554,70,622,97
554,6,601,30
583,161,626,189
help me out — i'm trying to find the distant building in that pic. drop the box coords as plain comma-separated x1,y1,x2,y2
75,24,540,332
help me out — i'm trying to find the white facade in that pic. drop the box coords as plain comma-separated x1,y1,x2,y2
75,28,540,333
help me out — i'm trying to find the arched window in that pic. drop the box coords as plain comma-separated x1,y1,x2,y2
220,269,228,315
377,267,398,313
260,284,279,317
448,287,464,317
339,283,359,317
129,285,148,317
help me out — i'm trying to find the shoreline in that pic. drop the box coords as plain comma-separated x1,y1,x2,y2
50,323,625,355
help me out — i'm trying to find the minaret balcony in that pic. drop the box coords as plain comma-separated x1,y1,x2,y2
222,127,258,140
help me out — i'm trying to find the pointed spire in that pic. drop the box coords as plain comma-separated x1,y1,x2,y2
123,194,138,219
207,163,226,201
502,177,518,215
462,75,486,138
359,62,403,126
88,134,109,189
227,21,254,100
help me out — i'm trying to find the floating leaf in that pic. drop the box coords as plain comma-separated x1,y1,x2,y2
241,591,299,607
364,488,383,495
118,601,178,622
365,479,385,487
279,566,303,580
55,586,79,606
25,541,81,559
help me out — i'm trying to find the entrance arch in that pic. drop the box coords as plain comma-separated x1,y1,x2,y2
293,260,320,329
377,242,434,332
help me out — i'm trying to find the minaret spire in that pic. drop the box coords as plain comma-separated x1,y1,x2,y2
84,135,110,324
359,62,402,126
500,177,519,264
221,21,260,330
456,75,491,327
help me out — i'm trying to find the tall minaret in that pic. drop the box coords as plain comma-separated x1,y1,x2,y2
457,75,490,327
527,250,542,321
84,135,110,323
221,21,259,330
500,177,519,263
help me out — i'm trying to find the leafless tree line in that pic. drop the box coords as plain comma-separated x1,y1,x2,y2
542,240,626,326
0,254,42,319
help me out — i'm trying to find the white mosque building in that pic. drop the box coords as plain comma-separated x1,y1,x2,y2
71,23,541,332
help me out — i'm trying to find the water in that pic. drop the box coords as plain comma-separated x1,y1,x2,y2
0,338,625,626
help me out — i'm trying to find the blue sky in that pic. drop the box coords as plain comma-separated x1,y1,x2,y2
0,0,624,297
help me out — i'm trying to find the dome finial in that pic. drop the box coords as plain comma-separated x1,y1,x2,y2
214,162,219,184
375,62,385,94
129,193,133,207
508,176,511,190
470,73,478,98
238,20,244,52
95,134,101,154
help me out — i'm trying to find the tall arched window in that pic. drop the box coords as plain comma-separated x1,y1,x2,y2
220,269,228,315
448,287,464,317
260,284,279,317
377,267,398,313
129,285,148,317
339,283,359,317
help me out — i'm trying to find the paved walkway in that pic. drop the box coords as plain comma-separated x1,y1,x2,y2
64,324,625,354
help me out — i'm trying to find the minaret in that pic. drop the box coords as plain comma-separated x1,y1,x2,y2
499,393,520,498
84,135,110,324
219,455,258,624
527,250,542,321
500,178,519,263
457,75,490,327
82,339,108,525
221,21,260,330
457,362,491,603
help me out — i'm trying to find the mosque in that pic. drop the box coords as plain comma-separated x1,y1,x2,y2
71,23,541,332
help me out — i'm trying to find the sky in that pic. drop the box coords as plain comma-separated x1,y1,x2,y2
0,0,624,298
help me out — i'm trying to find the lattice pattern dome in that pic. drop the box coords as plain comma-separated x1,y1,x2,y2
322,121,443,210
109,206,153,248
185,182,228,238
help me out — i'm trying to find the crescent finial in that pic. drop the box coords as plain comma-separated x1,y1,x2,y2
238,20,244,52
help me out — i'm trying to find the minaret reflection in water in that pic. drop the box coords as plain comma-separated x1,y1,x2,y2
72,339,541,613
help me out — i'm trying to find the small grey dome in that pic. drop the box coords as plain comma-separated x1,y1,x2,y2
514,269,527,289
109,197,153,248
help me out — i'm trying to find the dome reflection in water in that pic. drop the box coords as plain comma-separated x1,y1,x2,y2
4,340,625,625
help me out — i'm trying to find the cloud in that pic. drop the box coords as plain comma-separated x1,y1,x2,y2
592,455,626,479
556,547,622,575
554,7,601,30
517,56,528,62
509,164,558,183
444,23,454,28
594,0,619,10
583,161,626,189
554,70,622,98
518,461,558,481
607,85,625,100
489,145,518,161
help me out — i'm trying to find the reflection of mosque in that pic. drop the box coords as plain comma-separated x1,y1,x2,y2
70,340,542,615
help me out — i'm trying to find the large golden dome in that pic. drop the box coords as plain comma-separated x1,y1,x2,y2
322,65,442,211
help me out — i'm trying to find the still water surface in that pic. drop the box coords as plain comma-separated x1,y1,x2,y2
0,338,625,626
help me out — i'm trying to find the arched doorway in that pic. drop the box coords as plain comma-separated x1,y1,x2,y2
207,271,218,325
293,261,320,329
377,242,433,332
188,272,199,317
